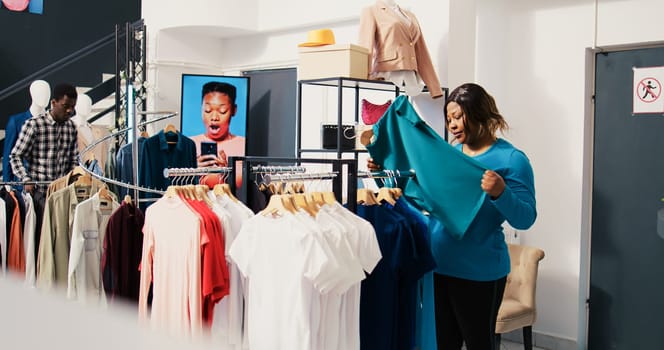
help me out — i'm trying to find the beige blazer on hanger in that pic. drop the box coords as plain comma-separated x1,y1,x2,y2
358,1,443,98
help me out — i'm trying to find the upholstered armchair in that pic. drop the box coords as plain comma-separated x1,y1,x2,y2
495,244,545,350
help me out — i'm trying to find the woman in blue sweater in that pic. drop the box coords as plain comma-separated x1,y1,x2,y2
368,83,537,350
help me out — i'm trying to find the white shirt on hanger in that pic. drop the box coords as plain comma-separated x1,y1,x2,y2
67,191,119,303
229,213,331,350
209,192,254,350
21,192,36,286
326,202,382,350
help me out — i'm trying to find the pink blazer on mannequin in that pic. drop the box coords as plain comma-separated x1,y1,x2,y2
358,1,443,98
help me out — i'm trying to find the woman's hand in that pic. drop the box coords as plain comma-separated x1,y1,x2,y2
367,157,381,171
481,170,505,199
197,150,228,167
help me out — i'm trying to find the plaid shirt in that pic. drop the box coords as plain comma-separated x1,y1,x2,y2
9,113,78,183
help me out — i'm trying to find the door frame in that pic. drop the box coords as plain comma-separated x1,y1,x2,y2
579,40,664,350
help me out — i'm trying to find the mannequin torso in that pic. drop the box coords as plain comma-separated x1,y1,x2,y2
379,0,410,24
73,93,94,143
2,80,51,182
29,80,50,117
373,1,422,96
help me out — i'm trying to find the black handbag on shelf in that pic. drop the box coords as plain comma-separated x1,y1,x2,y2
321,123,356,150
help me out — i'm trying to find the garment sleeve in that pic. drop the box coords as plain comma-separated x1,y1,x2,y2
357,219,382,274
67,206,85,299
69,128,79,172
491,150,537,230
36,196,56,290
411,16,443,98
3,117,18,182
9,119,35,182
0,199,6,270
22,193,37,285
228,222,254,279
102,208,120,296
138,212,156,323
138,139,157,202
301,231,333,293
358,7,377,78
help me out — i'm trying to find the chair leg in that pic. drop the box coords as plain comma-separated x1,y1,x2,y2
495,333,502,350
523,326,533,350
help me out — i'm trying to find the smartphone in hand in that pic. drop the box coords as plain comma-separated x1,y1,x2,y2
201,141,218,156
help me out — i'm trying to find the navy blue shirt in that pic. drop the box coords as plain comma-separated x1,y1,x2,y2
138,131,196,205
392,198,437,350
357,205,434,350
3,111,32,183
115,137,146,199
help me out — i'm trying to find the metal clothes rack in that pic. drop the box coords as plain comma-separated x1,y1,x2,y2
77,111,178,198
228,156,359,213
260,171,338,185
0,180,53,187
163,167,233,179
251,165,307,174
358,169,416,179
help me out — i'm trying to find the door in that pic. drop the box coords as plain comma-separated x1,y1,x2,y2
589,46,664,349
243,68,297,157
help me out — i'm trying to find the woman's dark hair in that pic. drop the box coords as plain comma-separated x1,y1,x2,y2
202,81,236,104
445,83,508,144
52,83,77,101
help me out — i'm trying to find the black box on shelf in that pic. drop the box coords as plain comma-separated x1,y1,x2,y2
321,124,355,150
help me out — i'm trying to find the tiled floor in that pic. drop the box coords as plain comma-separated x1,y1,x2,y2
501,339,547,350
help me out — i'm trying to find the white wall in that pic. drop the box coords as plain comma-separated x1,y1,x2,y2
141,0,664,347
467,0,664,347
473,0,595,343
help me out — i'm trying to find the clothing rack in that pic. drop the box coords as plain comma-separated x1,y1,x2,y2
358,169,416,179
163,166,233,178
0,180,53,187
229,156,359,213
76,112,178,198
260,171,338,184
251,165,307,174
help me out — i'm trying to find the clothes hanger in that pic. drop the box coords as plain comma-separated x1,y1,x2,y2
322,191,337,205
390,187,403,199
163,124,178,144
195,184,214,207
123,194,133,204
213,183,239,202
97,187,114,208
163,124,177,134
261,194,296,216
305,191,323,208
73,170,92,187
357,188,379,206
376,187,397,205
71,165,87,177
292,192,317,216
164,186,178,198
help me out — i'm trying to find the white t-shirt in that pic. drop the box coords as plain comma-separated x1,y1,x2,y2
315,208,367,350
229,212,332,350
209,193,253,349
328,202,382,350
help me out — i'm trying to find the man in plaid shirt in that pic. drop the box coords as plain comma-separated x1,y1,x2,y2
9,83,79,194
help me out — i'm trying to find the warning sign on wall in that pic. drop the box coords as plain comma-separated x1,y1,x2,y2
633,66,664,114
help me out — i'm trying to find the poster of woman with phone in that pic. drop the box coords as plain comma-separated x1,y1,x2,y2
181,74,249,188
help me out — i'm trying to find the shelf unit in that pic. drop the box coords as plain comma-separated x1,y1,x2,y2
296,77,401,159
